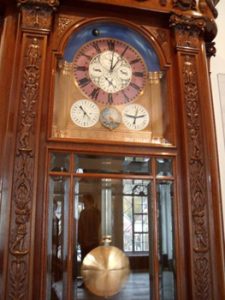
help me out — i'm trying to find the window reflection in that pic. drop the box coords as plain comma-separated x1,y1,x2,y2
47,177,70,300
50,152,70,172
156,158,173,177
74,154,151,175
157,181,175,299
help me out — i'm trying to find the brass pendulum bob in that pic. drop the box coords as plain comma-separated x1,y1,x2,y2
81,235,130,297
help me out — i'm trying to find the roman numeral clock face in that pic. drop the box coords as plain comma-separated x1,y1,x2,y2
73,38,148,105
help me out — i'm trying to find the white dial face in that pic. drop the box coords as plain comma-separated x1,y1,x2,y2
122,104,149,131
89,50,132,94
70,99,100,128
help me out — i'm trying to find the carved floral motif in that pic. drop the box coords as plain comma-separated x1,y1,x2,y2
57,16,73,38
182,54,211,298
170,14,206,49
21,6,53,31
8,37,41,300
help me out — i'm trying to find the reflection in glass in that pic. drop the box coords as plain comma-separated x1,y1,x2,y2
73,178,151,299
50,152,70,172
46,154,176,299
74,154,151,175
156,158,173,177
123,180,150,253
157,181,176,299
47,177,70,300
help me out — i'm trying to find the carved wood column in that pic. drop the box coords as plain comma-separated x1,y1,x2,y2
170,13,213,300
5,1,59,299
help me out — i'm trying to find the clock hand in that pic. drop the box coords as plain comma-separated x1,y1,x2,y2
112,46,128,70
135,114,146,118
79,105,90,119
104,76,117,88
111,56,122,71
125,113,145,119
110,51,115,72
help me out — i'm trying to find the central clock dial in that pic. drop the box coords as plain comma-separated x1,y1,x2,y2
73,38,148,105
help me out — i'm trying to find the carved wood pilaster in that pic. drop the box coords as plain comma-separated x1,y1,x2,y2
18,0,59,32
170,13,212,300
6,2,58,299
170,13,206,50
182,54,211,299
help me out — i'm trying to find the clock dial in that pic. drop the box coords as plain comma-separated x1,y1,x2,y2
100,107,122,130
70,99,100,128
122,104,149,131
73,38,147,105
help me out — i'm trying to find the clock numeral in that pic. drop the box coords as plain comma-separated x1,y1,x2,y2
122,91,129,102
133,71,144,77
90,88,100,100
80,51,92,60
108,93,113,104
75,65,88,72
92,42,101,53
130,82,141,91
79,77,91,87
130,58,141,65
107,40,115,51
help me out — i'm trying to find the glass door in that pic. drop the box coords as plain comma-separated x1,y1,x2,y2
46,152,176,300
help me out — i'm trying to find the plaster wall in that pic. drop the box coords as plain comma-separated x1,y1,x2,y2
211,1,225,234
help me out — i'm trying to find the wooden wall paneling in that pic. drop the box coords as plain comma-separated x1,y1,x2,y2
3,1,58,299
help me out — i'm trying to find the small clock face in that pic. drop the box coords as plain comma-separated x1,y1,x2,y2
70,99,100,127
122,104,149,131
73,38,148,105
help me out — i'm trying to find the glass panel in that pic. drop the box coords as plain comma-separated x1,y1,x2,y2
50,152,70,172
157,181,176,300
46,153,176,299
47,177,70,300
74,154,151,175
156,158,173,177
72,177,151,300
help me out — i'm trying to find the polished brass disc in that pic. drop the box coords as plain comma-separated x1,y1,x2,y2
81,245,130,297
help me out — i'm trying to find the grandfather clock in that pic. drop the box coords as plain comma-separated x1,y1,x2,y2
0,0,224,299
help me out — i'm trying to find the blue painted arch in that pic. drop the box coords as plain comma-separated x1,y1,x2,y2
63,21,160,72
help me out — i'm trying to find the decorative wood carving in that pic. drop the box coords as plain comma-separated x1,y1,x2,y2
18,0,59,32
170,13,206,49
57,16,73,39
205,0,218,17
205,41,216,58
6,2,56,300
18,0,60,8
182,54,211,299
147,27,171,64
21,6,53,31
173,0,196,10
8,36,42,300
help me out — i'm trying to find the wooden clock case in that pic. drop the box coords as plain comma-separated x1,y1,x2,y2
0,0,224,299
